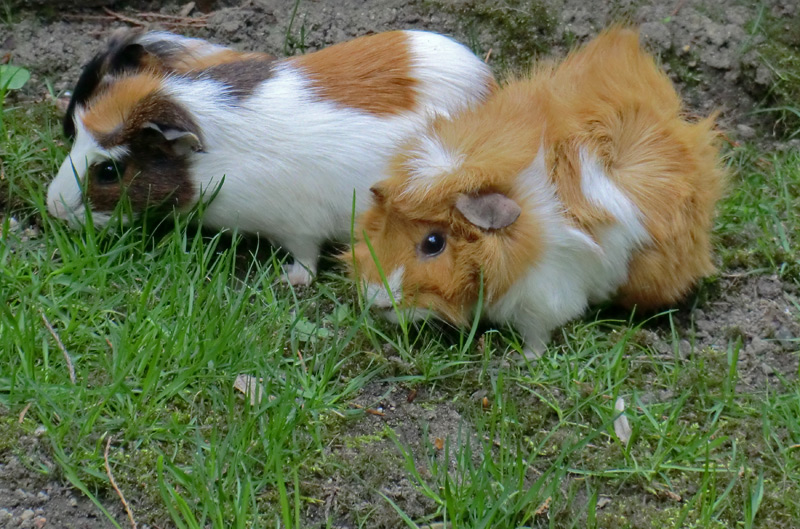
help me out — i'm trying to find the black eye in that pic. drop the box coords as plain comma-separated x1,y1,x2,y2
93,160,125,185
419,232,446,257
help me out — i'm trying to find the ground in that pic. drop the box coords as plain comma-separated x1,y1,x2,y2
0,0,799,528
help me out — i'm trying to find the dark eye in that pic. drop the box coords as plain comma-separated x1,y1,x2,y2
419,232,446,257
93,160,125,185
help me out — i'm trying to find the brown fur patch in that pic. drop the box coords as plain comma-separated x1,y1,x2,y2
348,27,725,330
81,80,201,215
85,133,195,214
290,31,417,115
81,72,163,138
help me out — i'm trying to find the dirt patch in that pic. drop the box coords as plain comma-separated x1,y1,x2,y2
2,0,798,142
637,274,800,390
0,414,124,529
692,274,799,389
304,380,478,528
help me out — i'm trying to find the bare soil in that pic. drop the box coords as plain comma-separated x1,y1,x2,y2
1,0,798,527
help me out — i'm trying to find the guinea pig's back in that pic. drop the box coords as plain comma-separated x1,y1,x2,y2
547,28,726,308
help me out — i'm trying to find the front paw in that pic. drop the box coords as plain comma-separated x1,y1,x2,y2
282,262,314,286
521,343,544,361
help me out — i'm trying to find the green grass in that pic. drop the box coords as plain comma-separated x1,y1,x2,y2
2,42,800,529
744,3,800,138
426,0,557,71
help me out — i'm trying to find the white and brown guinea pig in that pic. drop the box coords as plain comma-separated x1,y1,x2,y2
47,29,496,285
349,28,725,356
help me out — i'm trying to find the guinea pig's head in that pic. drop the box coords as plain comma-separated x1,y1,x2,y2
349,133,544,327
48,72,203,226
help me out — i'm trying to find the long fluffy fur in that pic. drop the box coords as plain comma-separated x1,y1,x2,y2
351,28,726,350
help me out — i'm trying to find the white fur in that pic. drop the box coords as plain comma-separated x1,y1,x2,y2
47,30,494,285
405,31,494,119
365,266,405,309
47,119,122,226
402,136,465,195
486,148,651,350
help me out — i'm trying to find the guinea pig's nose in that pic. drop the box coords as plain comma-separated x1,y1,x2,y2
364,281,394,309
363,267,405,309
47,196,66,219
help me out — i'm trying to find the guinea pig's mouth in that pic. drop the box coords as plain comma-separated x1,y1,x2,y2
379,306,437,326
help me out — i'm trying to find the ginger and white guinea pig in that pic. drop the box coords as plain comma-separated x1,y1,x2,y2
349,28,725,355
47,29,496,285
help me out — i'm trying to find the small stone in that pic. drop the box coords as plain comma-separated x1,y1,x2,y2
36,491,49,502
640,21,671,50
21,509,35,521
748,336,771,356
761,362,775,376
0,509,12,522
33,516,47,529
68,497,78,508
679,339,692,359
736,124,756,139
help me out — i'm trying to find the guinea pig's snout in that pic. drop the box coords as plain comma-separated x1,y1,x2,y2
363,266,405,310
46,193,67,219
46,185,80,223
47,156,90,224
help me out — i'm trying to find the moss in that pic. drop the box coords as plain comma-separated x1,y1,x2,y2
427,0,557,71
745,9,800,137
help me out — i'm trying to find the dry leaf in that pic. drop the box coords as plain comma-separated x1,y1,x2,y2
434,437,444,450
596,496,612,509
662,489,682,501
234,374,265,406
482,396,490,410
613,397,632,444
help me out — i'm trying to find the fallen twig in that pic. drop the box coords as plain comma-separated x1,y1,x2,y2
351,403,385,416
135,11,209,22
296,348,308,374
66,8,210,29
105,437,138,529
103,7,148,27
671,0,687,16
18,402,32,424
40,311,76,384
483,48,493,63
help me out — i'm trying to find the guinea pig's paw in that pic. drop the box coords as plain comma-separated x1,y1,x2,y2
521,345,543,362
282,261,315,287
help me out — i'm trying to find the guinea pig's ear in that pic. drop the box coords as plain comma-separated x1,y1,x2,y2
64,30,150,139
142,122,203,156
455,193,521,230
370,184,387,205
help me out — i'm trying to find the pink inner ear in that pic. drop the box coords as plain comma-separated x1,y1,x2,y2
455,193,521,230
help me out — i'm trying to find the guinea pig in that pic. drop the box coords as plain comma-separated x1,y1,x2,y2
47,29,496,285
348,28,726,356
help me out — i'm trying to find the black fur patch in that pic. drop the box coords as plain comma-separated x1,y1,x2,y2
63,30,146,139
